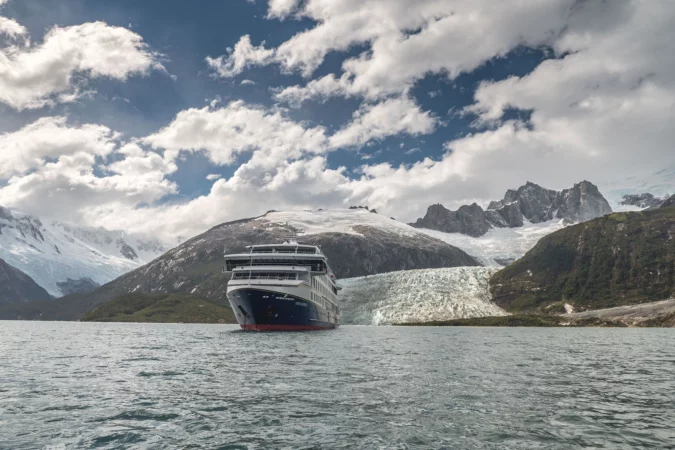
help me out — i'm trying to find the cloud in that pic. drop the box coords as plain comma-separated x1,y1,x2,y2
267,0,301,19
206,173,222,181
0,116,117,178
0,121,176,222
0,20,164,110
329,96,437,149
256,0,579,99
2,0,674,246
273,73,357,107
205,35,274,78
142,100,329,167
0,16,27,39
240,79,256,85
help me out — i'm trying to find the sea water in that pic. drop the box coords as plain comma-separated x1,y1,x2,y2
1,322,674,449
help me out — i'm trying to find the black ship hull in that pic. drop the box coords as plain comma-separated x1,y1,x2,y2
228,288,339,331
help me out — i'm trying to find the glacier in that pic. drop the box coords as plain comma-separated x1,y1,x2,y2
413,220,564,266
339,267,507,325
0,207,165,297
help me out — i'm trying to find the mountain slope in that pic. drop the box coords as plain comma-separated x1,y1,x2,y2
340,267,505,325
0,258,52,306
489,205,675,312
0,206,166,296
1,209,480,320
81,293,236,323
412,181,612,237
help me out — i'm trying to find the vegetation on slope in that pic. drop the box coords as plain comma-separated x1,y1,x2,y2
82,293,236,323
490,207,675,312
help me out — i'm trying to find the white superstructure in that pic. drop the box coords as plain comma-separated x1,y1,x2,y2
224,240,340,324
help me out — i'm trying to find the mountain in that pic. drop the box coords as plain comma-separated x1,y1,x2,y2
489,203,675,313
340,267,505,325
0,258,52,306
657,194,675,209
0,206,166,296
0,209,480,320
412,181,612,237
81,293,236,323
619,193,665,209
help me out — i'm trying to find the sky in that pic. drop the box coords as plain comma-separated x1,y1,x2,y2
0,0,674,243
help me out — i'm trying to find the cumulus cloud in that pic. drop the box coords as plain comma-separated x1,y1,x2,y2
254,0,578,100
142,100,329,167
0,20,164,109
329,97,437,149
205,35,274,78
206,174,222,181
267,0,301,19
0,116,117,178
0,16,27,39
2,0,674,245
0,118,175,222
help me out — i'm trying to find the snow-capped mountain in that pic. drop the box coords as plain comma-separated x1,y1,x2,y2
0,206,166,297
8,208,480,320
0,257,52,306
340,267,506,325
412,180,612,237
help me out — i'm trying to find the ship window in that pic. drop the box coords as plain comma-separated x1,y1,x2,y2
232,272,298,280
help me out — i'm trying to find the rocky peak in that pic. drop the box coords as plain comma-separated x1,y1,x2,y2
412,180,613,237
412,203,491,237
551,180,612,224
660,194,675,209
619,193,663,209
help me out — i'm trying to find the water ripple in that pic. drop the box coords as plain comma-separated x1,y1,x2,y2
0,323,674,449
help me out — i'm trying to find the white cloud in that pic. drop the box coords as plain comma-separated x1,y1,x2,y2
0,116,117,178
2,0,674,246
273,73,356,107
267,0,301,19
240,79,256,85
0,118,175,223
206,173,222,181
0,20,164,110
257,0,578,99
205,35,274,78
0,16,27,39
329,97,437,149
142,100,329,168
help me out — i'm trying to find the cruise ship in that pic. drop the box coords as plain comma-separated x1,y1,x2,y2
224,241,340,331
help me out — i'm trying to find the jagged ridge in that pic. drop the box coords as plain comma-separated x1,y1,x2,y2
411,180,612,237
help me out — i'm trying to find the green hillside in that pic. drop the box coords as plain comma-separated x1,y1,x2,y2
490,206,675,312
81,293,236,324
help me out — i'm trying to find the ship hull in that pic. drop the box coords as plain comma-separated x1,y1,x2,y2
228,287,338,331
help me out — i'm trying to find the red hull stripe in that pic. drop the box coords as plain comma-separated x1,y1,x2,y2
241,324,337,331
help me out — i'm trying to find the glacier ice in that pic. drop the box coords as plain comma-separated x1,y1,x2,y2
414,221,565,266
339,267,507,325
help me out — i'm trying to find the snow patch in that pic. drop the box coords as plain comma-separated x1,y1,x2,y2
414,220,564,266
339,267,507,325
259,209,420,238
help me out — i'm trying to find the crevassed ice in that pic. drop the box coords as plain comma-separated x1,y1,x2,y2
339,267,507,325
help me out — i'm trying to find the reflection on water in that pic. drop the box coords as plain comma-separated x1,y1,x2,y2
1,322,674,449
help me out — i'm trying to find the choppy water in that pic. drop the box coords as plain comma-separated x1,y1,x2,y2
1,323,674,449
